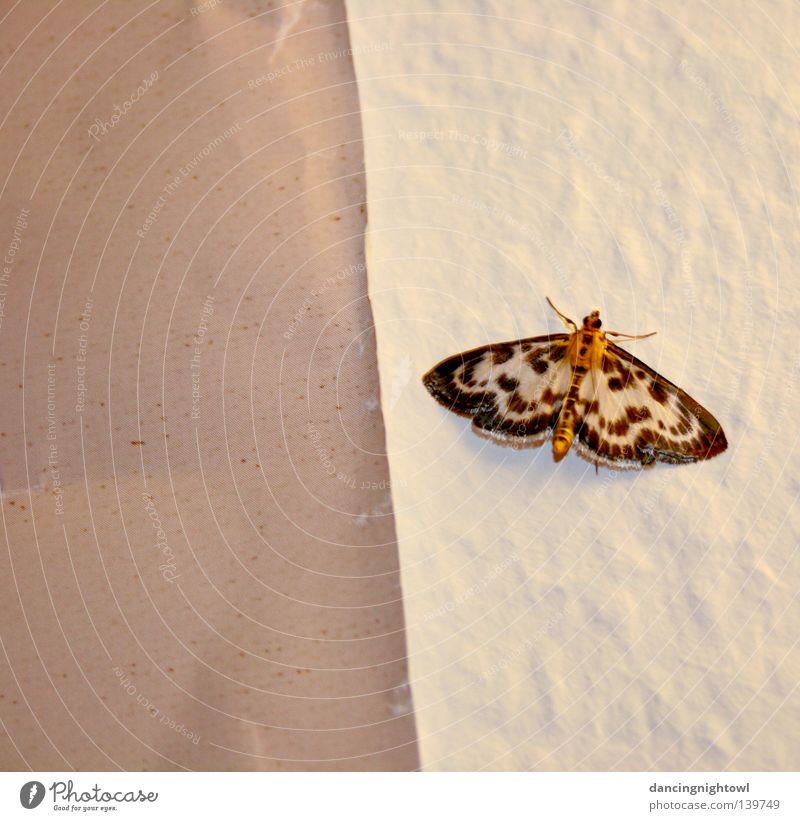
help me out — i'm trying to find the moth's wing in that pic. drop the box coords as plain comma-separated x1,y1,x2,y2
572,341,728,469
422,334,573,449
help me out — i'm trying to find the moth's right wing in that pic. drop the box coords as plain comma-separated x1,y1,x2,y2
571,340,728,469
422,334,573,448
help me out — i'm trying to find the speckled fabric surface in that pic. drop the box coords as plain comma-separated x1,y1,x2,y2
0,1,417,770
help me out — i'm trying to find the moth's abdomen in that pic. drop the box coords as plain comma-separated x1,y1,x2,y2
552,424,574,462
552,401,577,461
552,365,587,462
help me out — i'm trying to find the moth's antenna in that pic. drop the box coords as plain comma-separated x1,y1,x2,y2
545,296,577,331
605,330,657,340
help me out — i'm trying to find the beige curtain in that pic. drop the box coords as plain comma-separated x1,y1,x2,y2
0,0,417,771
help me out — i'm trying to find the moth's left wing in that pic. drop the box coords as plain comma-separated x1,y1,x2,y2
573,341,728,469
422,334,572,448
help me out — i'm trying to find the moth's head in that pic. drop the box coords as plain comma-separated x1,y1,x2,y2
582,310,602,330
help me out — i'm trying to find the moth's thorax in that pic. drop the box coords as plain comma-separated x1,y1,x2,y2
570,321,606,369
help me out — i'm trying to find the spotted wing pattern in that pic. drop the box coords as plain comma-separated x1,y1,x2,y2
572,342,728,469
422,335,572,448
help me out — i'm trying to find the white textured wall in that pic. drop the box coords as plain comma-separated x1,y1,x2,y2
348,0,799,770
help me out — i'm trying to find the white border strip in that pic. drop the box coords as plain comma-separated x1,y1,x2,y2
2,771,797,819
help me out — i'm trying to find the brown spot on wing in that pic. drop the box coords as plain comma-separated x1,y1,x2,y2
492,346,514,364
461,361,478,385
648,381,669,404
507,392,530,415
608,418,629,436
496,374,519,393
626,405,652,423
582,426,600,451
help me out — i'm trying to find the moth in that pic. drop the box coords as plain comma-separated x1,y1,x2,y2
422,298,727,469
